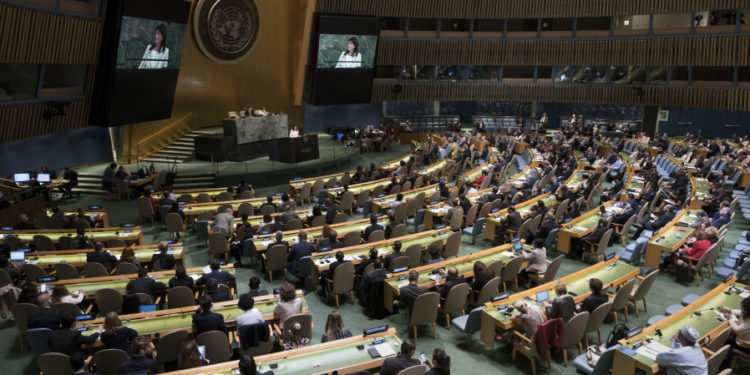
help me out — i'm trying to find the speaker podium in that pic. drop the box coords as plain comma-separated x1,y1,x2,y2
269,134,320,163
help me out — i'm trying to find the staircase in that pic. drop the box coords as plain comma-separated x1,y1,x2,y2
74,172,106,194
142,130,201,164
172,172,217,189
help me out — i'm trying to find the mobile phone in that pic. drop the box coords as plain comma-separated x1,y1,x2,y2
40,283,47,293
198,345,206,360
419,353,426,362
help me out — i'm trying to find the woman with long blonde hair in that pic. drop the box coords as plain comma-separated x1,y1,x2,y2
321,311,352,343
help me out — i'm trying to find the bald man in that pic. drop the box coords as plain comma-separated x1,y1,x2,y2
28,293,62,330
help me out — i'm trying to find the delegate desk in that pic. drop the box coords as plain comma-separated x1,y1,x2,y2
27,244,184,271
556,200,626,254
180,197,280,219
252,216,393,252
689,176,710,210
311,229,453,283
78,290,307,341
424,186,493,230
173,186,254,201
161,328,402,375
44,208,110,228
219,209,309,232
325,177,394,203
642,210,698,269
127,172,163,188
46,265,236,297
0,227,143,246
484,193,560,241
611,277,747,375
383,242,527,313
480,256,640,348
371,184,441,214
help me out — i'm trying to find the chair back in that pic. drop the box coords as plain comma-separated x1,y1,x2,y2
631,270,659,301
33,235,55,251
156,330,189,366
23,263,48,280
488,260,505,277
595,229,614,258
332,262,355,295
238,323,273,356
195,193,211,203
4,235,20,251
177,194,194,204
611,278,636,311
239,202,255,216
405,244,423,268
390,185,402,195
540,255,565,284
115,262,139,275
266,244,287,273
284,218,303,230
216,192,233,201
136,197,154,221
310,215,326,228
460,306,486,335
106,239,126,248
529,214,542,232
281,314,313,342
394,203,409,223
37,352,73,375
475,277,501,305
53,303,82,317
94,288,123,315
296,256,313,280
477,202,492,219
389,256,411,272
58,236,73,250
361,262,376,279
396,365,427,375
516,218,532,241
409,292,440,325
585,301,614,334
311,180,324,197
706,326,732,352
707,345,730,375
443,231,462,259
208,233,229,257
340,190,354,212
342,231,361,247
165,213,184,233
561,311,589,348
167,286,195,308
196,330,232,363
26,327,52,355
355,189,369,208
442,282,470,315
390,223,407,238
368,229,385,243
448,207,464,231
402,181,412,192
464,204,479,226
93,348,130,375
621,214,636,239
500,256,524,286
332,212,348,224
83,262,109,278
11,303,37,340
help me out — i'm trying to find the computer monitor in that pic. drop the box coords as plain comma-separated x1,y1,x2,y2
513,242,523,251
139,304,157,313
10,251,25,262
37,173,50,183
13,173,30,183
536,290,550,303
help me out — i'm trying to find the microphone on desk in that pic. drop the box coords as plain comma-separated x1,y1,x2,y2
654,327,663,339
693,307,714,316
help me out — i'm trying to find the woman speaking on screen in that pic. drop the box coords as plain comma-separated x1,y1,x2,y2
138,24,169,69
335,37,361,68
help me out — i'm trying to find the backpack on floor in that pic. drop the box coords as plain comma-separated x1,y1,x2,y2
735,249,750,269
676,262,695,284
605,323,630,348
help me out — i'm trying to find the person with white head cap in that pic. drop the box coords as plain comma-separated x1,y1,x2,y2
654,324,708,375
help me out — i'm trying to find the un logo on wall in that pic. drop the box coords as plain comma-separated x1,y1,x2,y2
194,0,259,64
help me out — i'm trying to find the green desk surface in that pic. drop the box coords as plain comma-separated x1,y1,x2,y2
648,210,698,249
56,268,237,295
45,209,107,218
181,198,273,215
623,285,746,367
253,218,393,249
256,335,401,375
327,178,391,196
487,194,558,224
313,230,452,268
693,178,710,200
419,159,450,175
385,244,529,291
620,152,637,168
32,247,183,266
2,229,141,242
79,296,305,336
561,201,625,236
375,186,439,209
484,260,638,323
564,171,587,191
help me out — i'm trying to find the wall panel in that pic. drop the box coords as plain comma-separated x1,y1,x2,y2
317,0,750,19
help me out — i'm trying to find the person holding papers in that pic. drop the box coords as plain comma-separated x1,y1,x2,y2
654,325,708,375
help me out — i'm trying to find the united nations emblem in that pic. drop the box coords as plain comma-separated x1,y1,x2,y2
194,0,259,63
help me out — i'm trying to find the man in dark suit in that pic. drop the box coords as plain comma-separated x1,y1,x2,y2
325,202,340,225
48,313,101,357
383,241,404,271
259,196,278,213
398,270,429,314
287,230,315,278
269,231,289,250
557,186,576,203
543,282,576,323
86,242,117,272
126,268,166,299
502,206,522,234
27,294,62,330
437,267,466,302
633,205,675,238
196,259,236,286
564,201,581,220
363,215,384,242
319,251,349,295
577,278,609,314
206,278,232,302
444,199,463,223
316,230,342,251
380,339,421,375
612,203,635,225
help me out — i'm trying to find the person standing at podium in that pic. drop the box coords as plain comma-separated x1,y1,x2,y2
289,125,300,138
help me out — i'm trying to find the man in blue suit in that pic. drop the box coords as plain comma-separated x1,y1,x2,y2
711,207,731,229
196,259,236,286
287,230,315,277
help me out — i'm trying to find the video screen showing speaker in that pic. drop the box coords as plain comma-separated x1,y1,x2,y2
311,16,380,105
90,0,190,126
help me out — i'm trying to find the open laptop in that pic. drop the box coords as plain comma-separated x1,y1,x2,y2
535,290,550,304
10,251,26,264
37,173,51,184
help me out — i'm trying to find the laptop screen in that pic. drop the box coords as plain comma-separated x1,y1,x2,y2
10,251,25,262
513,242,523,251
37,173,50,183
13,173,30,183
139,304,157,313
536,290,550,303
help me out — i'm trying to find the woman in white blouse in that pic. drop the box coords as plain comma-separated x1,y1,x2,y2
719,296,750,357
51,285,85,312
335,37,361,68
138,24,169,69
289,125,300,138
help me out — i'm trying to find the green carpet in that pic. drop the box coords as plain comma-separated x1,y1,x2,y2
5,147,749,374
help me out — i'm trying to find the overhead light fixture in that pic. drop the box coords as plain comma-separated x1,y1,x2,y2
623,19,630,26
